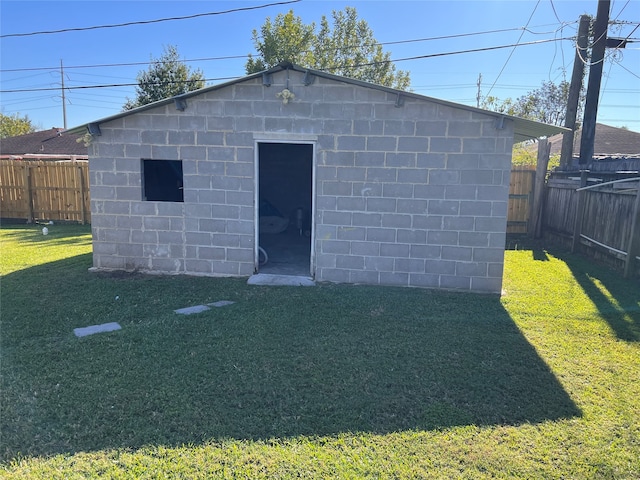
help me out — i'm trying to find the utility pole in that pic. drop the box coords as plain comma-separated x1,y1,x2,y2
60,59,67,130
476,73,482,108
579,0,610,166
559,15,590,170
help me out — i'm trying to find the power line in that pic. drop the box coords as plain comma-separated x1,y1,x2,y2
485,0,542,99
0,0,301,39
0,25,571,74
0,37,572,94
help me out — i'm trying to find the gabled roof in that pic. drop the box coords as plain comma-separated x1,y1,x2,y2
68,62,567,143
545,123,640,158
0,128,87,157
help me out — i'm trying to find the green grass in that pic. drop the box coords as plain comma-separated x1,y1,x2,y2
1,225,639,478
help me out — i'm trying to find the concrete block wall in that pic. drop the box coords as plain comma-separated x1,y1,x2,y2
89,68,514,293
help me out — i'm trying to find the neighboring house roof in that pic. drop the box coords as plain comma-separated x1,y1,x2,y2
545,123,640,158
0,128,87,157
68,62,567,143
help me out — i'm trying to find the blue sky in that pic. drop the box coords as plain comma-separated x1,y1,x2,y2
1,0,638,132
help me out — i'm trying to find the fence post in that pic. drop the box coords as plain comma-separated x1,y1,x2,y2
529,139,550,238
23,164,34,223
78,163,87,225
571,170,588,253
623,182,640,278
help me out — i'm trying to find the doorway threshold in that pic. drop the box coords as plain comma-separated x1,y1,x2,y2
248,273,315,287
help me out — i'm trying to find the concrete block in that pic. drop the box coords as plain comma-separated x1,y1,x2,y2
387,153,420,171
355,152,385,167
397,168,427,184
337,167,366,182
366,136,397,152
337,226,366,241
442,246,473,261
350,270,380,284
381,243,410,258
471,277,502,294
416,121,447,136
366,227,396,242
366,197,397,213
440,274,471,290
409,273,440,288
398,136,429,152
426,259,456,275
337,136,366,151
430,137,461,153
417,153,446,169
351,241,379,256
410,244,442,259
475,217,506,233
336,196,366,212
352,213,382,227
207,116,233,131
395,258,426,273
323,210,352,225
354,120,384,136
396,228,426,244
179,116,206,131
325,151,355,167
74,322,121,337
456,262,488,277
459,231,489,247
336,254,365,269
383,120,415,136
382,183,414,199
464,137,497,154
321,239,351,254
429,170,460,185
397,198,427,215
319,268,350,283
151,145,179,160
364,256,394,271
379,271,409,286
427,230,458,245
382,213,412,228
323,119,352,134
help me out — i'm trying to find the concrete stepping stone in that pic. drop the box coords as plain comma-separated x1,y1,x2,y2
74,322,121,337
174,300,235,315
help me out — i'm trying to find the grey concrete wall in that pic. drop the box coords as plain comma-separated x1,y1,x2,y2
89,68,514,293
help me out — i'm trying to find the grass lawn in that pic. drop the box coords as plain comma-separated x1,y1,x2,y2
1,224,638,478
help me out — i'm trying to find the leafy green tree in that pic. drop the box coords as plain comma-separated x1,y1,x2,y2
0,112,36,138
482,80,580,127
246,8,410,90
123,45,205,110
246,11,316,74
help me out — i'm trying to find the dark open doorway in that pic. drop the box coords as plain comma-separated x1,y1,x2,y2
258,142,313,276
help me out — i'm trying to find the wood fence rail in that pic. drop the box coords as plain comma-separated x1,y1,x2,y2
544,174,640,277
0,160,90,224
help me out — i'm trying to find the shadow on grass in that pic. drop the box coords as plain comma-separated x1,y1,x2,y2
506,236,640,342
1,256,581,461
550,248,640,342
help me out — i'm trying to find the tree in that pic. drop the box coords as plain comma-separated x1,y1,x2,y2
246,8,410,90
481,80,581,127
123,45,205,110
0,112,36,139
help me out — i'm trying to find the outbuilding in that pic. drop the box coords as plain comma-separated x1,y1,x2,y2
71,63,564,293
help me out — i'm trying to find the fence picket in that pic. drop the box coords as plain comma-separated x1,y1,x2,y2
0,160,90,223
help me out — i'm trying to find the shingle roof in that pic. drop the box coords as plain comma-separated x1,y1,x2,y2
546,123,640,157
68,62,567,143
0,128,87,156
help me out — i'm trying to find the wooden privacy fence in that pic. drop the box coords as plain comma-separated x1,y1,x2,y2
544,174,640,277
507,166,536,234
0,160,90,224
